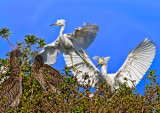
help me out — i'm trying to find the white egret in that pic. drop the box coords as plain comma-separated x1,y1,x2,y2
29,19,99,69
63,38,156,92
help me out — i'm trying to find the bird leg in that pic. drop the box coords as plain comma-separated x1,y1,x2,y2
74,49,89,65
69,53,77,72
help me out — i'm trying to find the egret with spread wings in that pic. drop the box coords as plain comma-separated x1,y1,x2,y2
30,19,99,70
63,38,156,92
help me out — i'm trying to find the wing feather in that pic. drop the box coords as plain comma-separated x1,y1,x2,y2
70,24,99,49
0,74,22,106
63,50,103,87
38,65,63,91
115,38,156,87
29,38,62,65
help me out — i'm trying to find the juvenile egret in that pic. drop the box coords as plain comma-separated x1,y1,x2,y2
63,38,156,92
31,55,64,93
0,50,22,110
30,19,99,70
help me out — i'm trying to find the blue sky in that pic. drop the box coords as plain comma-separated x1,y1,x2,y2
0,0,160,94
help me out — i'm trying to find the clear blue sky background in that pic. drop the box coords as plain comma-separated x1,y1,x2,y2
0,0,160,94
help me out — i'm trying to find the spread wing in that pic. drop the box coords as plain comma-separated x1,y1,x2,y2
70,24,99,49
63,50,104,87
29,38,63,65
115,38,156,87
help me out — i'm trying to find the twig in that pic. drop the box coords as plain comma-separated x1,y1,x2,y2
110,93,116,101
5,35,16,49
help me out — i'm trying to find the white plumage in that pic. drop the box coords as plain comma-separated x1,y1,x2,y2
63,38,156,92
0,66,8,85
29,19,99,66
63,49,104,86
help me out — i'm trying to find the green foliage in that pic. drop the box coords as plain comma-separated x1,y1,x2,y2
0,28,11,39
24,35,46,48
0,28,160,112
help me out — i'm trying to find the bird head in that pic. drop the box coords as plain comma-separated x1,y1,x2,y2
10,49,22,58
50,19,66,26
93,56,110,67
35,55,44,63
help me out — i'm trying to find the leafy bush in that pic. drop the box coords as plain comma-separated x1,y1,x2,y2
0,28,159,113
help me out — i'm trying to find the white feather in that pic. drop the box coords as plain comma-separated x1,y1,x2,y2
64,38,156,92
29,19,99,66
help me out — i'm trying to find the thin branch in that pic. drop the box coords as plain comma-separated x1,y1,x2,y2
4,35,16,49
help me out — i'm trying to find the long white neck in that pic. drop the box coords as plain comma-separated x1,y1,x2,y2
100,64,108,79
60,25,65,36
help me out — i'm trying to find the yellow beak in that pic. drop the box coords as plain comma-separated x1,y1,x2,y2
99,61,103,64
96,62,102,67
